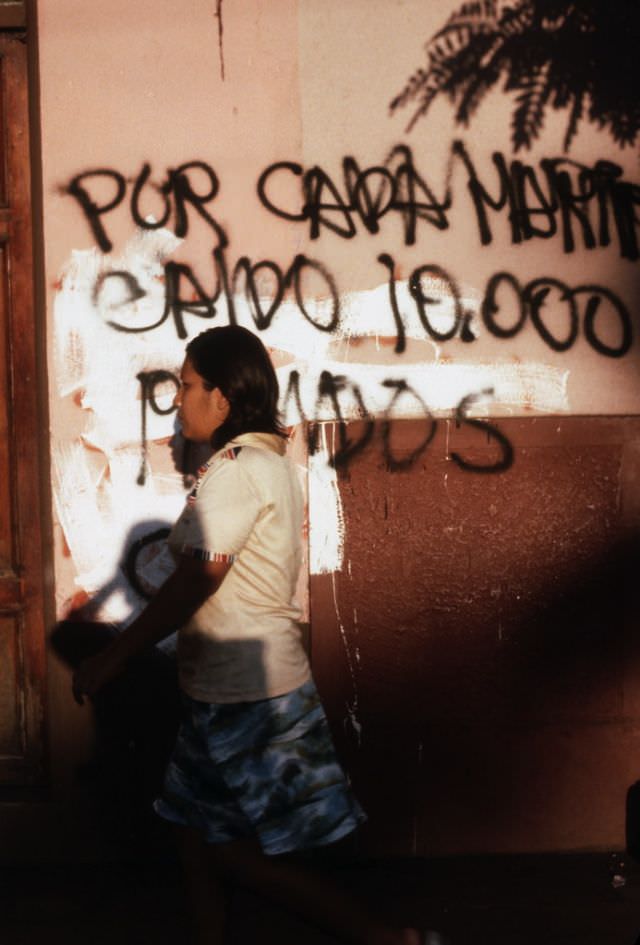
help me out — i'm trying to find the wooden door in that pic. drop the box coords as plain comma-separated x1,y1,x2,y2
0,32,47,786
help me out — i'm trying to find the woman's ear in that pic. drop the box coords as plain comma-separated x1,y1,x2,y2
213,387,230,417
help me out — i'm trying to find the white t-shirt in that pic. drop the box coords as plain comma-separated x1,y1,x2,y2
168,431,310,702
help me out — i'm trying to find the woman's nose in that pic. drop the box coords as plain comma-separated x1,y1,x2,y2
173,388,182,408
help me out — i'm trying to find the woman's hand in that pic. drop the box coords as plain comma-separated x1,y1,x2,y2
72,648,122,705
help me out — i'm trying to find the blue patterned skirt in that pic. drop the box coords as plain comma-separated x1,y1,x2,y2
154,678,366,855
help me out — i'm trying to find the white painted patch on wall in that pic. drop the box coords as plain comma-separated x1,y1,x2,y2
52,439,186,620
277,359,569,421
54,229,183,399
307,425,345,574
51,228,575,610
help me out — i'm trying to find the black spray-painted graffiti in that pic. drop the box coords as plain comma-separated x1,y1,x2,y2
136,370,180,485
67,161,228,254
98,250,339,339
283,370,513,473
93,246,631,360
68,142,640,259
391,1,640,154
137,368,514,480
73,153,635,356
64,142,637,479
258,142,640,259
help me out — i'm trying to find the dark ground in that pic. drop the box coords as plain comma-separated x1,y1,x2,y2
2,851,640,945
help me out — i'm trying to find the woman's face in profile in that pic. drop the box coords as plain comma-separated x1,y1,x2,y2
173,357,229,443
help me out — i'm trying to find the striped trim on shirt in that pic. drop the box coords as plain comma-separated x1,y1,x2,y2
187,447,243,506
180,545,236,564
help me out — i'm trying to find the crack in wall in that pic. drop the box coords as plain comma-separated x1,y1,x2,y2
214,0,225,81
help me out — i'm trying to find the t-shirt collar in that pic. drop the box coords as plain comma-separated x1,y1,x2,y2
225,431,287,456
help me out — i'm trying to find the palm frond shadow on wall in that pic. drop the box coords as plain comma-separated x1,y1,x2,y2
390,0,639,153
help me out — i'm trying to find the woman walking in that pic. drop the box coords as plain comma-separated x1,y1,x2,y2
73,325,433,945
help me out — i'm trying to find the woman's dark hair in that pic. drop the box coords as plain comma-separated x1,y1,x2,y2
185,326,287,450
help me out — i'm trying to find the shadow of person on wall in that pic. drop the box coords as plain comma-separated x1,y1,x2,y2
49,430,213,856
50,522,181,857
51,606,268,862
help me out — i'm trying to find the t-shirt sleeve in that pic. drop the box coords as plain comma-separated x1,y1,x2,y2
175,457,261,563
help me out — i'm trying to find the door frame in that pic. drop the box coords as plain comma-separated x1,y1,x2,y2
0,20,51,789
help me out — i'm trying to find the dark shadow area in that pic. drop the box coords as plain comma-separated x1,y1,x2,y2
1,853,640,945
627,782,640,863
51,615,269,858
511,532,637,658
49,481,270,860
50,616,181,854
47,428,213,852
505,531,640,718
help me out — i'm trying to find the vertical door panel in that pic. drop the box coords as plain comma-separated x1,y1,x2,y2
0,33,47,785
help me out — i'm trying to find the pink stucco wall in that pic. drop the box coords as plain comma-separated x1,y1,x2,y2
6,0,637,858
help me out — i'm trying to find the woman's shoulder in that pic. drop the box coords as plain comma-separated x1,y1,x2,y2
221,433,288,472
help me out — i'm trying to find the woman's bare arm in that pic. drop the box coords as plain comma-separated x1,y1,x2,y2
72,555,231,704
